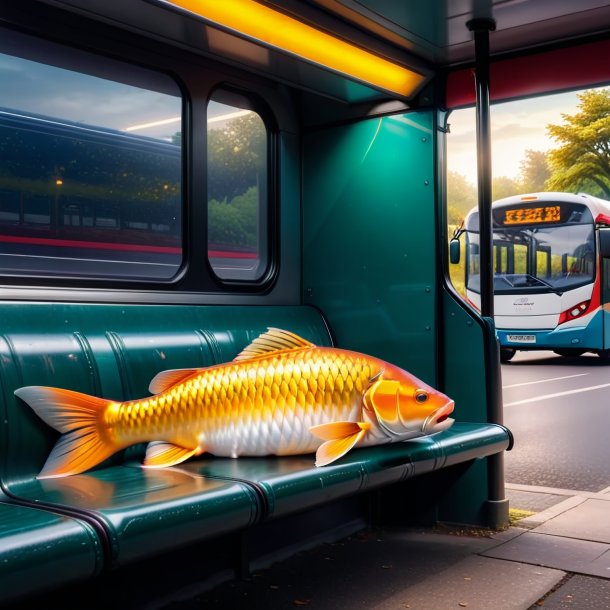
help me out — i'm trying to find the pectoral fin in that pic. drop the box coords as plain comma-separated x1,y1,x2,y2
142,442,203,468
309,421,371,467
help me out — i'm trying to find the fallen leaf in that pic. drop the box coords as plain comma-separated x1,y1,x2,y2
459,603,468,607
293,599,310,606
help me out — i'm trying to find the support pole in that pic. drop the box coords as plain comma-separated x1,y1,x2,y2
466,18,509,529
468,17,495,319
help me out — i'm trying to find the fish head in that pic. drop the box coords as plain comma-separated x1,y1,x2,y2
363,369,455,440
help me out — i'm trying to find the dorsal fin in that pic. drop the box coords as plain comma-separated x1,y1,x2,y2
148,368,202,394
233,328,315,362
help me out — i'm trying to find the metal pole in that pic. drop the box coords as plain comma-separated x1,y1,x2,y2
467,17,495,319
466,18,509,529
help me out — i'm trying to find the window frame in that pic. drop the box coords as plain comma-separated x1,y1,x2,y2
205,84,278,289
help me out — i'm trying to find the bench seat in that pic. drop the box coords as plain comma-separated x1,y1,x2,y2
190,422,511,520
0,497,102,605
7,466,261,566
0,301,511,604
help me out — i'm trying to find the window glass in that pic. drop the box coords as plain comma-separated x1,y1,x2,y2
0,43,182,281
207,90,268,281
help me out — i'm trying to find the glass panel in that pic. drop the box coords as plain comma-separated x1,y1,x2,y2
0,42,182,280
207,91,268,281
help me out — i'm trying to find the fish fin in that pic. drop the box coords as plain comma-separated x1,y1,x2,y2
148,369,201,394
142,441,202,468
310,421,371,467
234,328,314,362
363,379,400,421
14,386,117,479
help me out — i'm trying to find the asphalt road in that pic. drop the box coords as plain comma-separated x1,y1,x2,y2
502,350,610,492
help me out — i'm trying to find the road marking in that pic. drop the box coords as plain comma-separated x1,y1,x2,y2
504,383,610,407
503,373,588,389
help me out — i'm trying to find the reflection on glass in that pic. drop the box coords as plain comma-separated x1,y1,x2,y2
207,92,268,281
0,48,182,280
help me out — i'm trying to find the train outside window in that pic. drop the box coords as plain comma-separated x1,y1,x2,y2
0,44,182,281
207,89,269,282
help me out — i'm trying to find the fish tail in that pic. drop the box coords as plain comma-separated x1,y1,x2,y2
14,386,118,479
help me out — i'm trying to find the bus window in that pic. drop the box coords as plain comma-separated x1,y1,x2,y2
0,38,182,281
207,89,269,282
536,247,551,277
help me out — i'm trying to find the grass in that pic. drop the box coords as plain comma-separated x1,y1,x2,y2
509,508,535,526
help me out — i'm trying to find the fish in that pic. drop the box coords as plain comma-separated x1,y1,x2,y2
14,328,455,479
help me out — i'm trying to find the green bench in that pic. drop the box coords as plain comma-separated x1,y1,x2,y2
0,302,511,605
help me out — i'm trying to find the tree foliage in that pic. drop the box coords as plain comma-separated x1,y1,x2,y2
520,149,550,193
447,170,477,224
492,175,520,201
546,89,610,197
208,113,266,202
205,112,266,248
208,187,258,248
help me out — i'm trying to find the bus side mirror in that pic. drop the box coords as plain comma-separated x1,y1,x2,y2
449,238,461,264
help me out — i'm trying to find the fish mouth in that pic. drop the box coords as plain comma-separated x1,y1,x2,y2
422,401,455,435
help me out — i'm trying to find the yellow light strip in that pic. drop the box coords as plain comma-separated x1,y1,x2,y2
125,116,181,132
159,0,424,97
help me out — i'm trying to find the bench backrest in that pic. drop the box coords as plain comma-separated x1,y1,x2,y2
0,303,333,485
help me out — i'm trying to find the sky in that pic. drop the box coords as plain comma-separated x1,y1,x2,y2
446,88,604,186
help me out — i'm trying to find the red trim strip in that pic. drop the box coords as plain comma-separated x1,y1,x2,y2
0,233,181,254
0,234,258,259
446,38,610,108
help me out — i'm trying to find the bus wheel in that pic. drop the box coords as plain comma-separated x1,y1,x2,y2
554,349,586,357
500,348,516,363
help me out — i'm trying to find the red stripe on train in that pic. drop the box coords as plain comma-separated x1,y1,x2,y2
0,234,257,258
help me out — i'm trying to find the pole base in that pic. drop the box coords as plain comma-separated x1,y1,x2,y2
486,498,510,530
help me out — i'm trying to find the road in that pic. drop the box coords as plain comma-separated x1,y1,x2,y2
502,350,610,493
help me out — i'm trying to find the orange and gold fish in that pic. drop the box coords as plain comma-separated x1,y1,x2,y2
15,328,455,478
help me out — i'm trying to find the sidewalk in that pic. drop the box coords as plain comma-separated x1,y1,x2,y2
164,485,610,610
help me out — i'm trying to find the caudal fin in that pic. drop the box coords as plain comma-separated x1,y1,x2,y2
14,386,118,479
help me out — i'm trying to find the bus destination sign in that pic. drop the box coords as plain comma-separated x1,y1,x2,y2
503,205,561,226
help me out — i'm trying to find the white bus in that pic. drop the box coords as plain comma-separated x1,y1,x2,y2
452,192,610,362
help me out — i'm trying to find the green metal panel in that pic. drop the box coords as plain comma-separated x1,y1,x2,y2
303,111,437,385
441,292,488,422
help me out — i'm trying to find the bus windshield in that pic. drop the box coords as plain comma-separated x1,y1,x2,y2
465,210,595,294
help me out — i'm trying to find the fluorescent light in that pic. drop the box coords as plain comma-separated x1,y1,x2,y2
208,109,252,124
157,0,425,97
126,109,252,133
125,116,181,132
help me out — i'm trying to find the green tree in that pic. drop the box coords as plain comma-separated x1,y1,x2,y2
546,88,610,197
492,175,520,201
208,113,266,202
447,170,476,225
520,149,550,193
208,187,258,248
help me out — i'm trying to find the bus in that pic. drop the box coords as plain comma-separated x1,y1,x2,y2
452,192,610,362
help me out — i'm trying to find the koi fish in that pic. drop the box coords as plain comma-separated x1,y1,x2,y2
15,328,455,479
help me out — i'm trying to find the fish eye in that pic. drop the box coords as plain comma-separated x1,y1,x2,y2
415,390,428,404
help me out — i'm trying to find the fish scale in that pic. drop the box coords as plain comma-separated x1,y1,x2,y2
15,328,455,478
